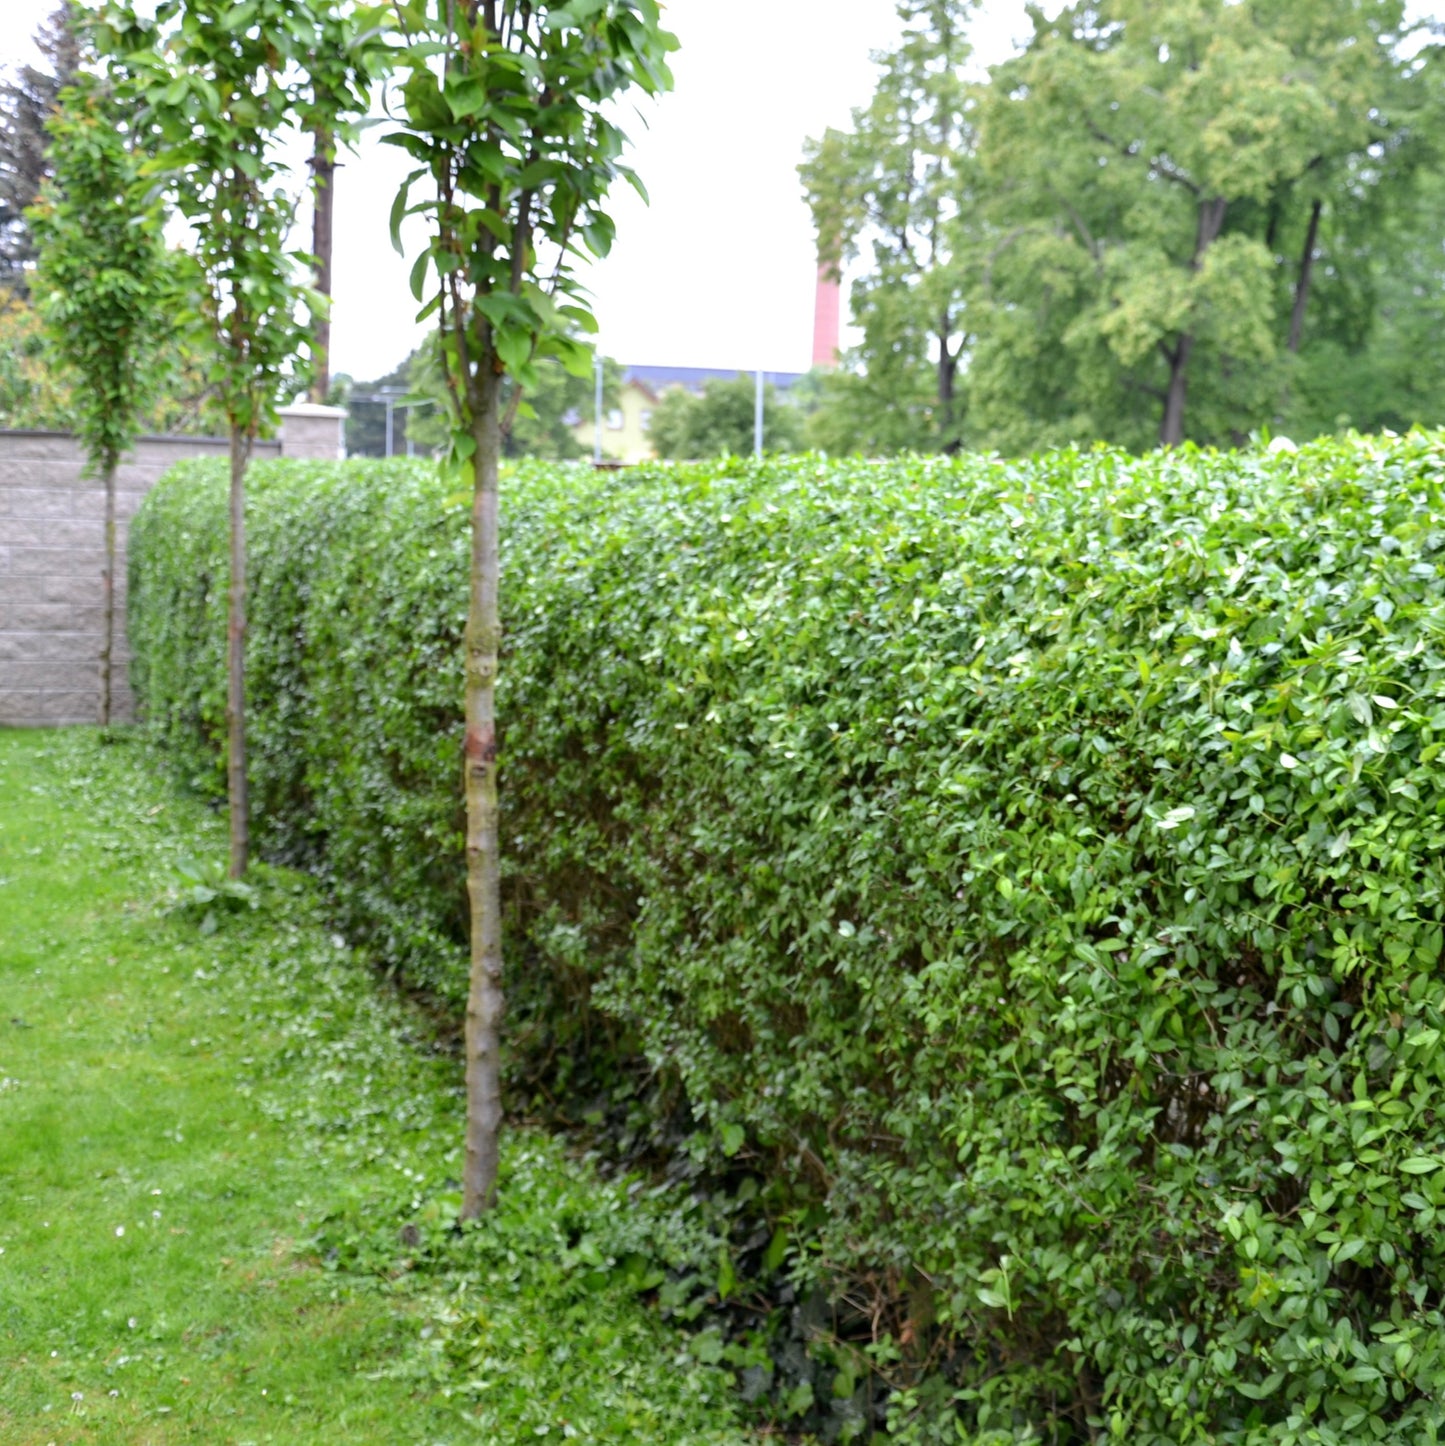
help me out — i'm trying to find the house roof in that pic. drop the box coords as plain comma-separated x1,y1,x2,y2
621,365,805,395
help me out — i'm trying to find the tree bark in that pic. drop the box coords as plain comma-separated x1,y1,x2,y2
938,329,961,455
226,428,250,880
98,457,116,727
938,319,957,416
1288,198,1322,354
1158,196,1227,447
1160,335,1195,447
461,362,505,1219
309,125,335,404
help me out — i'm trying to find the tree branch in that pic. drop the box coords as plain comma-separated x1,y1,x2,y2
1086,118,1200,195
1052,191,1100,259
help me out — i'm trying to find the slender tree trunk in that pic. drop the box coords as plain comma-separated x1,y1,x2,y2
1160,336,1194,447
1288,198,1322,354
309,126,335,404
1264,199,1280,256
937,322,954,410
461,363,505,1219
1159,196,1227,447
938,319,959,450
98,457,116,727
226,428,250,880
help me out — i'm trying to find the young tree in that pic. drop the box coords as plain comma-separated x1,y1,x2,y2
386,0,676,1216
29,75,172,726
98,0,380,877
0,3,81,296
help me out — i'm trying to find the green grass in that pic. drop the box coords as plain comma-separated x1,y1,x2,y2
0,729,754,1445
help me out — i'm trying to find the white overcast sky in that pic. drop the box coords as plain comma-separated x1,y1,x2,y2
0,3,1067,379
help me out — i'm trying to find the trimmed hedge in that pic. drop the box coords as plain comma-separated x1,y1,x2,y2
131,438,1445,1444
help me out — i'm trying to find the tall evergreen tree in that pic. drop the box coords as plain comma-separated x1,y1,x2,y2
0,4,80,296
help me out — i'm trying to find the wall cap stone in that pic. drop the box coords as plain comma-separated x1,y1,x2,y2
277,402,348,420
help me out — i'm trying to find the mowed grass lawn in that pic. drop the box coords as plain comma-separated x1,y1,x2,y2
0,729,752,1445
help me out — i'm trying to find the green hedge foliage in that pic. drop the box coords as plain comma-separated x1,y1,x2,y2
131,438,1445,1444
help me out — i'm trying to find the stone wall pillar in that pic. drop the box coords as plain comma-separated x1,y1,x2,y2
277,403,347,460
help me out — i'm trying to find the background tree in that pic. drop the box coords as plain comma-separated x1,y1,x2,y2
647,373,804,458
29,74,173,726
333,348,435,456
386,0,675,1217
99,0,378,878
1286,169,1445,435
0,292,74,426
808,0,1441,454
801,0,978,454
792,359,940,456
972,0,1437,448
0,2,80,297
0,284,228,433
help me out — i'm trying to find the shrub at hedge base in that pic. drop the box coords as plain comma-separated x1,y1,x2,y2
131,438,1445,1443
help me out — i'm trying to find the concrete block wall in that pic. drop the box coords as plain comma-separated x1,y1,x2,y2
0,406,346,727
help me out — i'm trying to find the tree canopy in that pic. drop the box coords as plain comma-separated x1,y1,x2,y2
30,76,173,481
647,373,804,458
805,0,1445,454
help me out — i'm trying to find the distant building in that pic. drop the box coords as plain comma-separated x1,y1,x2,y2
572,365,805,464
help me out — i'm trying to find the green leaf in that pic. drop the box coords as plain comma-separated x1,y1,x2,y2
390,170,427,256
762,1227,788,1273
1154,804,1196,830
715,1248,736,1300
1235,1373,1284,1401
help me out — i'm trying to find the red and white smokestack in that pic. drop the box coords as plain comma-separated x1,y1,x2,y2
812,258,841,370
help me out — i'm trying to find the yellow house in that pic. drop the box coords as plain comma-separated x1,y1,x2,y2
571,374,659,465
572,365,805,464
